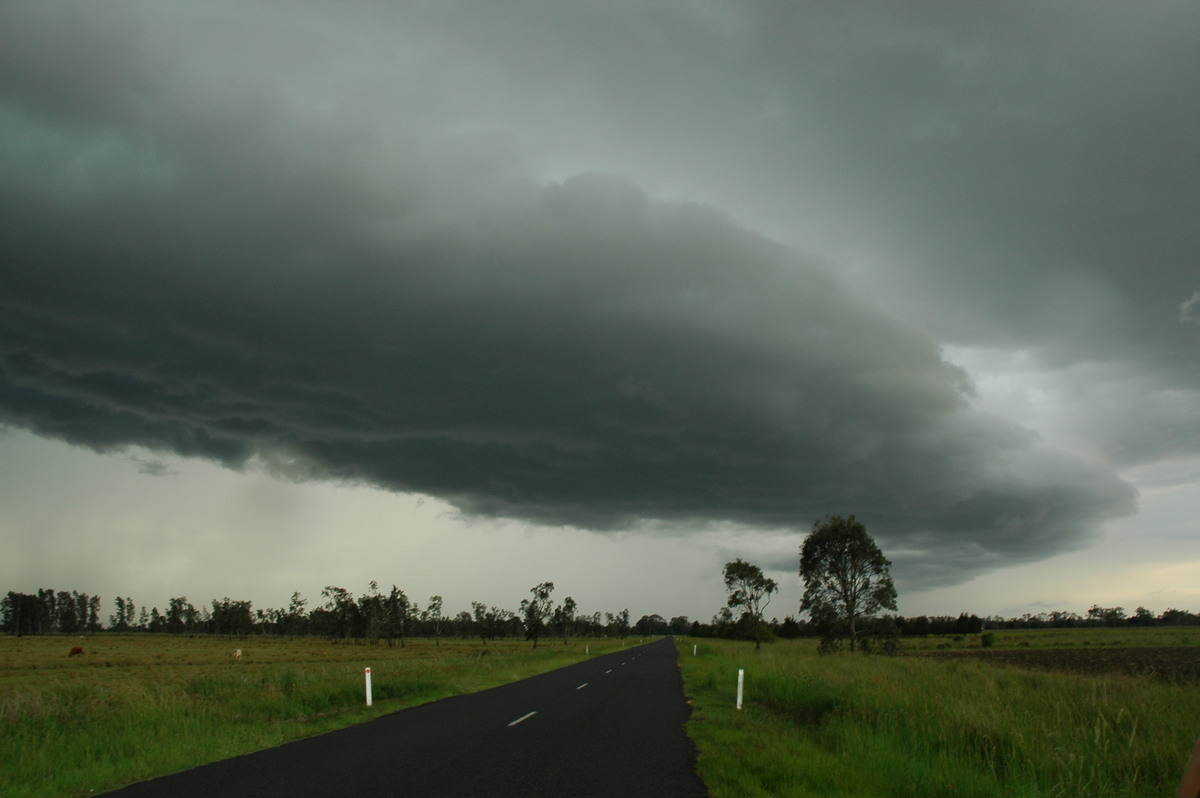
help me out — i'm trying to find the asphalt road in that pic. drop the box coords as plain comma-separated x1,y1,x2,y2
100,637,707,797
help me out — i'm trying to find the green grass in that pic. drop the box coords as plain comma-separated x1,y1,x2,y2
678,637,1200,797
0,634,629,798
900,626,1197,651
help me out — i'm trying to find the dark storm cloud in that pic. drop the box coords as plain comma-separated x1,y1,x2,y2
0,2,1143,581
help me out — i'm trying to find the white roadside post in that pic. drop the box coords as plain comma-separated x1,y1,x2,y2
365,667,373,707
736,669,745,710
693,644,697,656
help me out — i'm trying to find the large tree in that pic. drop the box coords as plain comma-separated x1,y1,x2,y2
722,558,778,650
799,515,897,652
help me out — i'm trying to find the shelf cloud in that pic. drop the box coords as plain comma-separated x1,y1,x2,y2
4,1,1195,599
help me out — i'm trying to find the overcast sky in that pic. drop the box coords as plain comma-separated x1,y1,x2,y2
2,1,1198,624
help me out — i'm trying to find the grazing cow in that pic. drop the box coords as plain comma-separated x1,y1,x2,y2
233,648,242,661
68,646,84,658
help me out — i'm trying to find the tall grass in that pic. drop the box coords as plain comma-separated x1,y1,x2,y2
678,638,1200,797
0,635,626,798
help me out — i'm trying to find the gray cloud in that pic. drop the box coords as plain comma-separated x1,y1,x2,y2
0,1,1171,587
130,455,178,478
1183,292,1200,325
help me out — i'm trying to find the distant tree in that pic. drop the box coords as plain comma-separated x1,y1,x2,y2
1086,604,1126,627
320,586,359,640
1048,610,1080,628
2,591,42,636
470,602,514,645
551,596,577,643
634,614,669,636
904,615,932,637
110,596,137,632
668,615,690,635
284,592,308,638
581,611,603,638
953,613,984,635
384,585,413,648
211,598,254,638
1129,606,1154,626
723,558,778,651
711,606,735,638
490,606,516,641
56,590,79,633
359,582,386,644
452,610,472,639
1160,608,1200,626
36,589,55,635
862,615,901,654
777,616,801,639
471,602,491,645
256,607,281,635
166,597,199,634
520,582,555,648
109,597,126,632
799,515,897,653
422,595,445,645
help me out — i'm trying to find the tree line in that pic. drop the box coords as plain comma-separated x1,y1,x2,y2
705,514,1200,653
695,605,1200,642
0,581,650,645
9,515,1197,645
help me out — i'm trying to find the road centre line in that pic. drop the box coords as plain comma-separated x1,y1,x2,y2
576,683,588,690
507,712,537,727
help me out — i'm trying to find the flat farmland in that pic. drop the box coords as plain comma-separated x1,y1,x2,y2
904,627,1200,682
679,633,1200,797
913,646,1200,683
0,634,630,798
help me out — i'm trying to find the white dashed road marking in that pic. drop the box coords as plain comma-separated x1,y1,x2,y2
507,712,537,727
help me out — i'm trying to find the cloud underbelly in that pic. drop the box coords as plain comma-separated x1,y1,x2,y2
0,35,1135,582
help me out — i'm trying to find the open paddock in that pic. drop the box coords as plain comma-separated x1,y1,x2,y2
679,635,1200,797
899,625,1198,651
913,645,1200,683
0,634,628,798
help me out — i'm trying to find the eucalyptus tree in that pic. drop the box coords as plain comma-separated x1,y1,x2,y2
284,591,308,638
520,581,555,648
552,595,577,643
799,515,897,652
423,595,444,645
722,559,778,650
320,585,359,640
384,585,413,648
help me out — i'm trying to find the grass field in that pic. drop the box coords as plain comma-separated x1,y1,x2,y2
0,634,631,798
677,635,1200,797
901,625,1198,652
8,631,1199,797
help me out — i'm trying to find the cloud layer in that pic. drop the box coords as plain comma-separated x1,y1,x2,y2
4,1,1185,587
